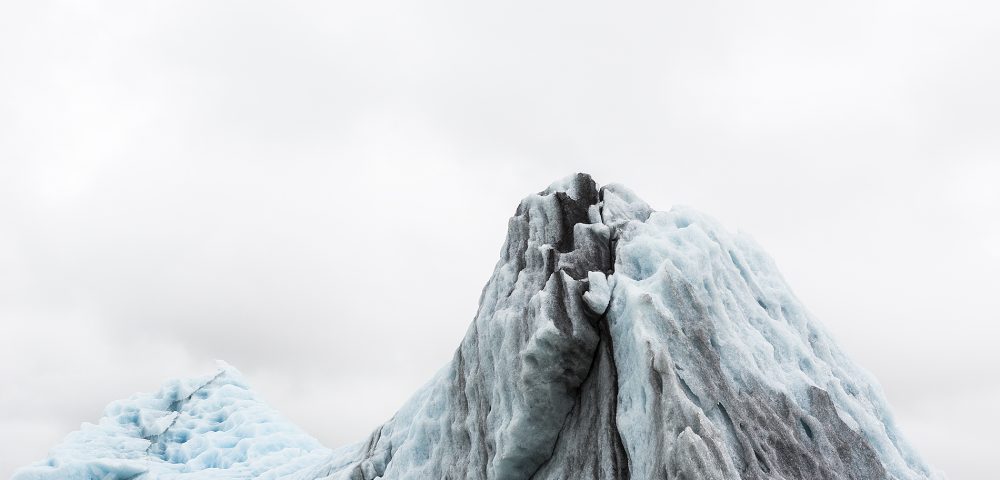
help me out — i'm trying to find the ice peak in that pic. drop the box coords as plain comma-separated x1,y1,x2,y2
538,172,600,202
14,175,944,480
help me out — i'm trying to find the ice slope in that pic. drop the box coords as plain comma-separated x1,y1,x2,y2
599,189,936,480
15,174,944,479
13,363,344,480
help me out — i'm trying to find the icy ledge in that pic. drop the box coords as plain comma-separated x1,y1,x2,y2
15,174,945,480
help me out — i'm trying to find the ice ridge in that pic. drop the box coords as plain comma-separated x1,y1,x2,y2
14,174,944,480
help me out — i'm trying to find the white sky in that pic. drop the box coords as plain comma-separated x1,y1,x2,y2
1,1,997,478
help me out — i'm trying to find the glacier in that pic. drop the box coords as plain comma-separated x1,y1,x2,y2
14,174,944,480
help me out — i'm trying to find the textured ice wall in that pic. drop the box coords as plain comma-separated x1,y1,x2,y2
308,174,617,480
600,186,939,480
15,174,944,479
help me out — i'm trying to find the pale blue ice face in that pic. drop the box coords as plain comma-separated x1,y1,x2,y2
603,201,940,480
12,363,343,480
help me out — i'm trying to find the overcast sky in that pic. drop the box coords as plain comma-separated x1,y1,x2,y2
1,1,997,478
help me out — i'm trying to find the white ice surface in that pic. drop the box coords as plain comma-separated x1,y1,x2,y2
583,271,612,315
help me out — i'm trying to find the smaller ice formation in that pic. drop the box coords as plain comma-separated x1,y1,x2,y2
13,363,344,480
15,174,945,480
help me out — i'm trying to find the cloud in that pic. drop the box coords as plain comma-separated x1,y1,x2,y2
2,1,998,478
